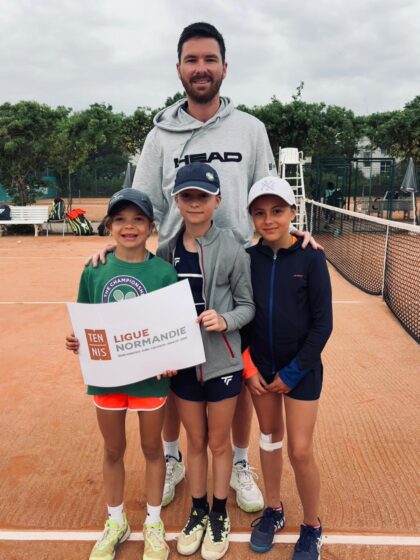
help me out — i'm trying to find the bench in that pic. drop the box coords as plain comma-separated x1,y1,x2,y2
0,206,50,236
368,199,413,220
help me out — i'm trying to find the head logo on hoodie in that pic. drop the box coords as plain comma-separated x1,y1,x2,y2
174,151,242,168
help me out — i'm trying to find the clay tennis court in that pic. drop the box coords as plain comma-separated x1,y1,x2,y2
0,233,419,560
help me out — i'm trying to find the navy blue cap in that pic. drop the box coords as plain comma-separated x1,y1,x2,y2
172,162,221,196
107,188,154,220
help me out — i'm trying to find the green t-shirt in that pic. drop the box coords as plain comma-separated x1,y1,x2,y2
77,253,178,397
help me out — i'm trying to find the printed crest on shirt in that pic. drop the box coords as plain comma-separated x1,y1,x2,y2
102,275,147,303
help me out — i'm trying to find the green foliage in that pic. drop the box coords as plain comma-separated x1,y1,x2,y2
363,96,420,161
0,101,70,204
120,107,155,154
50,103,128,201
239,92,358,162
0,92,418,204
119,93,185,155
292,81,305,101
164,92,185,107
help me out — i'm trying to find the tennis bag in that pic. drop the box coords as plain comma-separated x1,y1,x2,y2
49,197,65,221
97,216,108,236
66,208,94,236
0,205,11,220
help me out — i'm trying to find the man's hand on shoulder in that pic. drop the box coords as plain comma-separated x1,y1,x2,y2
84,244,116,268
293,229,324,251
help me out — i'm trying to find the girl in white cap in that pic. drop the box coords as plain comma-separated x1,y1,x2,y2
244,177,333,560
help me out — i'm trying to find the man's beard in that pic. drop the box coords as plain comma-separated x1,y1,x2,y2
180,74,223,104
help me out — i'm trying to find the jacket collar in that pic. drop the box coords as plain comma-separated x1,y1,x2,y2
255,235,303,257
168,222,221,253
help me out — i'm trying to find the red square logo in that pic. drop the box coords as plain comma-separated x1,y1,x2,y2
85,329,111,361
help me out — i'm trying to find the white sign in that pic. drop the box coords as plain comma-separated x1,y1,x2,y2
67,280,205,387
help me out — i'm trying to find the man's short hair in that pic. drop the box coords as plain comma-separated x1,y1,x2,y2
177,22,226,63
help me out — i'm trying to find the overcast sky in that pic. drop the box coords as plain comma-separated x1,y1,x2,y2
1,0,419,116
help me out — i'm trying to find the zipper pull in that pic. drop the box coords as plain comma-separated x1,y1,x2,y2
273,253,277,261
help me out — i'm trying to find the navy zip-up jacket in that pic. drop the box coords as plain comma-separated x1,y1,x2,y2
246,237,333,389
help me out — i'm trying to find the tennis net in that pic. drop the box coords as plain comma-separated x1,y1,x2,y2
306,200,420,343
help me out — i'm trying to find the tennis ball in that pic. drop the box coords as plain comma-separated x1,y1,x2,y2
17,240,22,244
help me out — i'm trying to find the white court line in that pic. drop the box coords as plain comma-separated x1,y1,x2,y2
0,256,83,259
0,530,418,546
0,302,69,304
0,302,369,306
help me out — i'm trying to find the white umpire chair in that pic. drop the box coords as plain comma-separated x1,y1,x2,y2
278,147,307,231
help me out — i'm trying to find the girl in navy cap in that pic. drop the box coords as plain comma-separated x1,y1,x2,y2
157,162,255,560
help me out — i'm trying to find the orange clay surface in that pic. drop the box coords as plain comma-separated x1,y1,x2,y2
0,234,419,560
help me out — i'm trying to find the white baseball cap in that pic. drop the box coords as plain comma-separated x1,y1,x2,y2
248,177,296,210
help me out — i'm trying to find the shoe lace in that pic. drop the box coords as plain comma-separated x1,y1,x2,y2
96,521,121,550
165,454,178,480
251,508,282,532
235,460,259,489
208,512,227,543
145,523,165,551
184,508,207,534
297,525,321,552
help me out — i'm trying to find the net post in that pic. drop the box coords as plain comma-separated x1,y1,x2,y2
309,200,314,233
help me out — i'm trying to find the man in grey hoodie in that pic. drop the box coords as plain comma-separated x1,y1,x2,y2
133,34,276,247
91,21,315,515
131,22,278,514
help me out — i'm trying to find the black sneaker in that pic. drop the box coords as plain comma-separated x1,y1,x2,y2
292,522,322,560
250,505,285,553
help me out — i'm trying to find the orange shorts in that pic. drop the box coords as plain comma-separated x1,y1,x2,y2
93,394,167,412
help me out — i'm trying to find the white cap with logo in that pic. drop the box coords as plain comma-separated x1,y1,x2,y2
247,176,296,210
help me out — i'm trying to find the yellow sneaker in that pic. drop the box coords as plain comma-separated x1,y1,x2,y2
177,506,209,555
201,511,230,560
143,520,170,560
89,513,130,560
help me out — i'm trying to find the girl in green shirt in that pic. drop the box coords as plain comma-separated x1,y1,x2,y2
66,189,177,560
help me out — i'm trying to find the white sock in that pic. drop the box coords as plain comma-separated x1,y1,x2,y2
145,503,162,525
107,503,124,525
233,445,249,464
163,439,180,460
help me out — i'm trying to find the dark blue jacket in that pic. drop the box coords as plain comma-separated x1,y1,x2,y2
246,238,333,388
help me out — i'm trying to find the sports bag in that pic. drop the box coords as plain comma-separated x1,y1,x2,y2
49,198,65,221
66,208,94,236
0,204,11,220
97,216,109,236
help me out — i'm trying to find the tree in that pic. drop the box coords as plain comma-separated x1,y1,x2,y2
364,96,420,161
238,89,358,161
0,101,69,204
120,107,155,155
119,93,185,156
50,103,127,202
164,91,185,107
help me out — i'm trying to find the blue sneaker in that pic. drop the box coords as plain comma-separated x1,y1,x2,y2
250,505,285,553
292,522,322,559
